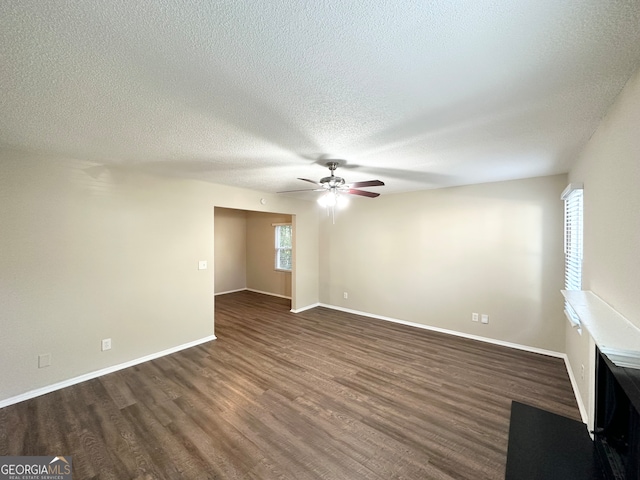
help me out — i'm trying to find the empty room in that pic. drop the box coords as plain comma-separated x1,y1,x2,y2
2,1,640,479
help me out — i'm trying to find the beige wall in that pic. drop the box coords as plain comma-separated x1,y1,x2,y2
0,151,319,403
319,174,567,352
246,211,292,298
214,208,247,293
566,66,640,420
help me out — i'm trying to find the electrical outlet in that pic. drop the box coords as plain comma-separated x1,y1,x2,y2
481,314,489,324
580,364,585,379
101,338,112,351
198,260,207,270
472,313,479,322
343,292,348,299
38,353,51,368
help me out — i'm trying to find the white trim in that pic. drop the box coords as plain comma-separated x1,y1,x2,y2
291,302,320,313
316,303,564,358
564,308,583,333
215,288,247,296
563,354,589,424
215,288,292,300
0,335,217,409
561,182,584,200
246,288,291,300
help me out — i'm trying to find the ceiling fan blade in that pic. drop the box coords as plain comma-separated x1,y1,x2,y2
277,188,324,193
298,178,322,186
345,189,380,198
346,180,385,188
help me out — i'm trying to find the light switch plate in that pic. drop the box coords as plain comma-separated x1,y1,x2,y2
198,260,207,270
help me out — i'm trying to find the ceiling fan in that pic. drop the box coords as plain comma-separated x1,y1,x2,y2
278,161,385,222
279,161,384,199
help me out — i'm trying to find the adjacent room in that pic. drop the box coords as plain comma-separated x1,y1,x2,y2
2,1,640,479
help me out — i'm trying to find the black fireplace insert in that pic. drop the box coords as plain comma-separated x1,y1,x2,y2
594,348,640,480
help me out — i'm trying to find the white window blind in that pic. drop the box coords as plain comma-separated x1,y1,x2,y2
274,224,292,271
562,184,583,325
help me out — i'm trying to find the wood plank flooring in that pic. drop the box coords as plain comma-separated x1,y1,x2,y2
0,291,581,479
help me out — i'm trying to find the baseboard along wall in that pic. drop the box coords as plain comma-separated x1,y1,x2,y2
215,288,291,300
0,335,217,409
318,303,565,358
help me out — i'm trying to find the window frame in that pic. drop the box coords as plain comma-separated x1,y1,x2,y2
273,223,292,272
562,183,584,328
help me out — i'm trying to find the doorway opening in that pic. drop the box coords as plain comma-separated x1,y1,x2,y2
214,207,293,307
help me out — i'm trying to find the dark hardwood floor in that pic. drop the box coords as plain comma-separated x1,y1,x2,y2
0,291,581,479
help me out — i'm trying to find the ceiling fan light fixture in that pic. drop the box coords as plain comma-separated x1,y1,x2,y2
317,189,349,209
318,190,338,207
337,193,349,209
317,191,331,207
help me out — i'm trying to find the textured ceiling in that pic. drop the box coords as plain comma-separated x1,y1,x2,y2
2,0,640,195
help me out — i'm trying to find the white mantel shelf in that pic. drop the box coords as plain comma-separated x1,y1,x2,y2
562,290,640,370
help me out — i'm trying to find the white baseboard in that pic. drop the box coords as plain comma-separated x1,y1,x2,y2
215,288,247,296
215,288,291,300
317,303,564,359
0,334,217,409
246,288,291,300
563,354,589,424
291,302,320,313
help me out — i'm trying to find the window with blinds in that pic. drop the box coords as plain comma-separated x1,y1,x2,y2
562,184,583,325
274,224,292,271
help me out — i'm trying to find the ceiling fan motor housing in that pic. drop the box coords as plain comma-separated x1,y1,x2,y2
320,176,345,187
320,161,345,187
